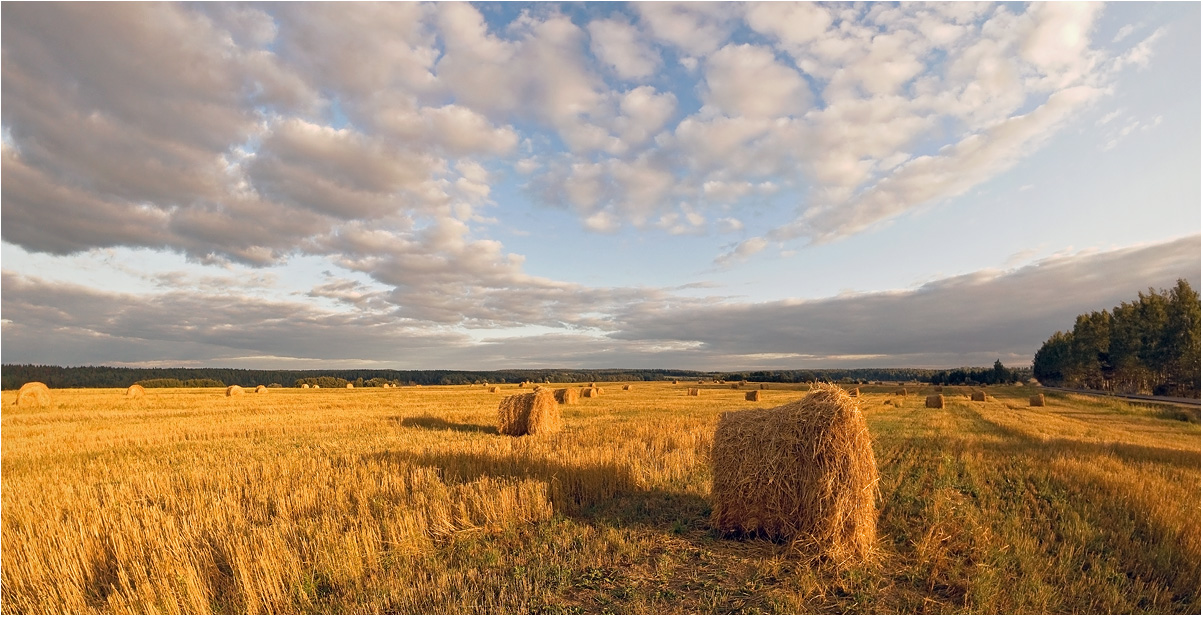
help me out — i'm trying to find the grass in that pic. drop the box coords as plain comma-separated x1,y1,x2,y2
1,382,1198,613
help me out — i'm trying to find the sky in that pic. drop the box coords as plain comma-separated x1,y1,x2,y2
1,1,1199,371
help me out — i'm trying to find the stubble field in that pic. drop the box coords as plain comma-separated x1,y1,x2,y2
1,382,1199,613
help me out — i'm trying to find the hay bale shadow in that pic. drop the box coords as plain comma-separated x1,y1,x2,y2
393,416,498,435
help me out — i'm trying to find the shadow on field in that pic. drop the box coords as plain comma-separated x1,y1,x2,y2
364,449,712,531
392,416,498,435
964,407,1200,469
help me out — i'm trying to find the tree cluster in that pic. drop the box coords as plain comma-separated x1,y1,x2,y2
1033,279,1200,397
928,360,1029,386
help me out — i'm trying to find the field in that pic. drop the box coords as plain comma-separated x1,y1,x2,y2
2,382,1199,614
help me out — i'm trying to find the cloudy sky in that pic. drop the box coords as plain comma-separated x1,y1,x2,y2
2,2,1199,371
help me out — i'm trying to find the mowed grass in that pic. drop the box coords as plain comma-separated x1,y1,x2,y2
1,382,1198,614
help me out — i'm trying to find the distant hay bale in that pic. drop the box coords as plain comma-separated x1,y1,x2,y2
596,387,605,395
971,391,987,402
554,387,580,404
925,394,944,409
1030,394,1046,407
313,385,321,389
688,388,700,396
847,387,859,397
497,389,561,437
589,382,596,387
301,384,310,389
711,383,878,563
14,382,50,407
226,385,244,397
698,380,705,385
255,385,268,394
760,383,766,390
622,384,632,391
346,383,354,389
126,384,145,398
731,383,740,389
934,386,943,392
672,380,679,385
745,390,761,401
483,382,489,387
582,388,597,398
894,388,907,396
740,380,748,386
520,381,531,388
489,386,500,393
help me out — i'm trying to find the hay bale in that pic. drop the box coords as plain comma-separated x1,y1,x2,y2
582,388,596,397
745,390,761,401
731,383,740,389
934,386,943,392
1030,394,1046,407
622,384,632,391
14,382,50,407
554,387,580,404
497,389,561,436
688,388,700,396
698,380,705,385
894,388,907,396
313,385,321,389
226,385,244,397
255,385,268,394
847,387,859,397
971,391,986,402
711,383,878,562
346,383,354,389
740,380,748,386
672,380,679,385
589,382,596,387
301,384,310,389
126,384,145,398
489,386,500,393
760,383,766,390
925,394,944,409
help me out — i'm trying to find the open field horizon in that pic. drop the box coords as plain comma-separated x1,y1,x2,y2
3,382,1198,613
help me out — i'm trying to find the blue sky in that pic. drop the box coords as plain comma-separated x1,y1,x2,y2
2,2,1199,370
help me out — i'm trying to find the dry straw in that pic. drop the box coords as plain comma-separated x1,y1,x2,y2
14,382,50,407
847,387,859,397
125,384,145,398
711,383,879,564
226,385,244,397
1030,394,1046,407
255,385,268,394
554,387,579,404
497,389,561,437
745,390,761,402
688,388,700,396
925,394,944,408
971,391,987,402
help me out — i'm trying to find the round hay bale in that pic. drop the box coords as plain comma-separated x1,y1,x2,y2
847,387,859,397
672,380,679,385
622,384,632,391
731,383,740,389
126,384,145,398
226,385,244,397
740,380,748,386
1030,394,1046,407
497,389,561,436
745,390,762,402
582,387,598,398
554,387,580,404
489,386,500,393
934,386,944,392
301,384,311,389
687,388,700,396
894,388,908,396
346,383,354,389
589,382,596,387
255,385,268,394
760,383,766,390
14,382,50,407
698,380,705,385
925,394,944,409
711,383,878,562
970,391,987,402
313,385,321,389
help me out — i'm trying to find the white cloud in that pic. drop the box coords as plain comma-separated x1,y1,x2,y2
636,2,736,57
588,17,660,80
704,44,811,118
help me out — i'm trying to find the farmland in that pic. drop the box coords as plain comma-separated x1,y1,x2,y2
2,382,1199,613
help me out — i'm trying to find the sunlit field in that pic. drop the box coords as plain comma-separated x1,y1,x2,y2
2,382,1199,614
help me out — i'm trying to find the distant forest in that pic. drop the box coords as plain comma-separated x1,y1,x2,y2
1033,279,1200,398
3,366,967,390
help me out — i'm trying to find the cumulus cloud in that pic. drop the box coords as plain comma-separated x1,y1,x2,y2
588,17,660,80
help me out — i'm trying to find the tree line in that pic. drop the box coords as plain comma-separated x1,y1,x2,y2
928,360,1031,386
1032,279,1200,398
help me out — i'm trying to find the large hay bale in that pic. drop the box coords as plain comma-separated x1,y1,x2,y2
255,385,268,394
711,383,878,562
301,384,310,389
1030,394,1046,407
126,384,145,398
847,387,859,397
688,388,700,396
489,386,500,393
925,394,944,409
970,391,986,402
745,390,761,401
582,387,598,397
554,387,579,404
497,389,561,437
14,382,50,407
226,385,244,397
